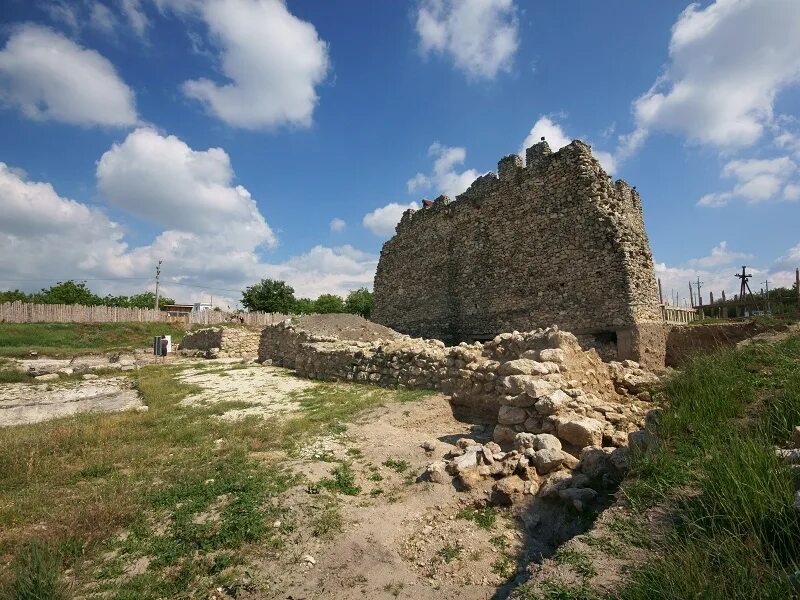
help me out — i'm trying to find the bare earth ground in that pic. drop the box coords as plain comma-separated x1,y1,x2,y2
252,394,513,600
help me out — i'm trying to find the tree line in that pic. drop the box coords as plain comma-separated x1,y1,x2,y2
241,279,373,318
0,278,373,319
0,281,175,308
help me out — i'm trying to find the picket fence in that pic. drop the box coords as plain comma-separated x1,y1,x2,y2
0,302,289,327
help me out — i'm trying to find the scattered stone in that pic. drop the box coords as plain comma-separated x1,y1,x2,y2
426,461,451,484
534,389,570,415
82,373,99,380
421,440,437,451
301,554,316,566
531,448,564,475
498,405,527,425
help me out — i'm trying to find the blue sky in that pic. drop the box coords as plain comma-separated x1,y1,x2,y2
1,0,799,308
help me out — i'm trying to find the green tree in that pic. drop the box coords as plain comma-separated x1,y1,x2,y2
292,298,316,314
36,281,102,305
344,288,373,319
0,289,31,303
314,293,345,313
128,291,175,309
241,279,296,313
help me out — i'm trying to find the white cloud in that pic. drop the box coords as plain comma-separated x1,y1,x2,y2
407,142,480,199
416,0,519,80
406,172,430,193
170,0,329,129
520,116,617,173
784,183,800,201
631,0,800,149
329,217,346,233
698,156,798,207
363,202,419,237
0,162,130,282
0,154,377,305
96,127,276,248
89,2,119,35
121,0,150,37
0,24,137,127
686,241,752,269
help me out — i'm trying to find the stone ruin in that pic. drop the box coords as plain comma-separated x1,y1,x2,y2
372,139,666,369
258,316,659,513
179,326,261,358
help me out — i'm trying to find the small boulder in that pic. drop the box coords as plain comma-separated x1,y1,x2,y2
534,389,571,415
493,424,517,446
492,475,526,503
35,373,59,382
82,373,99,380
421,440,437,452
557,418,604,447
498,359,550,376
515,432,562,452
524,379,558,399
532,448,564,475
426,461,451,484
558,487,598,511
498,405,528,426
539,348,567,365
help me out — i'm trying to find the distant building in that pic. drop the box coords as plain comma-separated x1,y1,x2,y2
161,304,193,317
193,302,212,312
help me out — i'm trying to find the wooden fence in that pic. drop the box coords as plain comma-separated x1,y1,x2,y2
661,304,700,325
0,302,289,327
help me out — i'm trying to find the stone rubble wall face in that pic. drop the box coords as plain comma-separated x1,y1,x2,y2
258,321,647,424
180,327,261,358
372,141,662,347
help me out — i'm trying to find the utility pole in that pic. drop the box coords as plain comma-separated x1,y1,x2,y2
695,276,704,307
762,279,770,314
796,268,800,310
735,265,756,317
154,259,163,311
658,277,664,304
688,281,695,308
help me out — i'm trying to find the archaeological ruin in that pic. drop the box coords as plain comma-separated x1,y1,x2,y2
372,139,666,368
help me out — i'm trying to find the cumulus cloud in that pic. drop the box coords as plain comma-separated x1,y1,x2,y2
631,0,800,149
416,0,519,80
168,0,329,129
0,149,377,305
0,24,137,127
686,241,752,269
329,217,346,233
363,202,419,237
0,162,130,282
698,156,798,207
655,240,800,306
520,116,617,173
406,142,480,199
96,127,276,248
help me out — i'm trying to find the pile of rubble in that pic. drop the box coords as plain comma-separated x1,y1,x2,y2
179,326,261,358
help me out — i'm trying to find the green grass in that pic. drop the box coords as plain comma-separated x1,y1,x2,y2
439,544,462,563
457,506,498,530
382,458,410,473
553,547,597,580
0,322,187,357
319,462,361,496
616,337,800,600
0,362,428,598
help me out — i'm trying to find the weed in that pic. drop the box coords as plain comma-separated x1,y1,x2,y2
311,504,343,539
368,472,383,482
382,458,410,473
491,553,515,579
516,578,600,600
606,516,650,549
319,463,361,496
438,544,462,563
489,535,509,550
369,488,383,497
345,448,363,459
554,547,597,579
383,581,404,597
584,535,625,557
4,540,66,600
457,506,497,530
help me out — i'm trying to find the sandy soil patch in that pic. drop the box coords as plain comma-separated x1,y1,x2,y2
178,364,317,420
0,376,144,427
253,394,523,600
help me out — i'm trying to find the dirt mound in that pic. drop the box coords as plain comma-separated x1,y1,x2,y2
291,313,402,342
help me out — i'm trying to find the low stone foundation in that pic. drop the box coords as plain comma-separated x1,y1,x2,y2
180,326,261,358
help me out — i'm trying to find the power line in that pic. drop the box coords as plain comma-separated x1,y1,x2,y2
0,276,151,282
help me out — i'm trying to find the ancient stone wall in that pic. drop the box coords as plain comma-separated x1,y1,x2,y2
180,326,261,358
372,140,664,367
